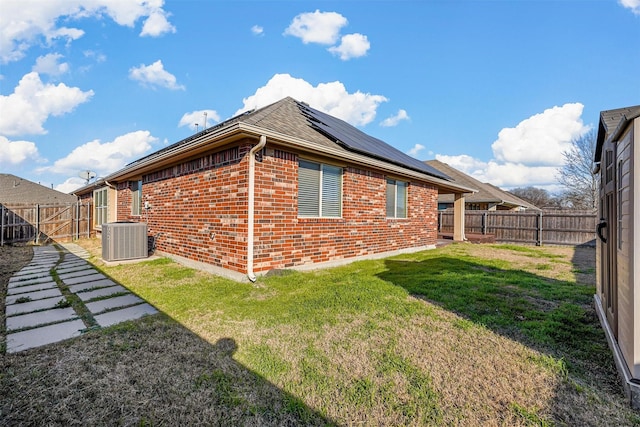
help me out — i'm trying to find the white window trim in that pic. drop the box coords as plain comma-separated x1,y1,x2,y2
94,187,109,228
386,178,408,219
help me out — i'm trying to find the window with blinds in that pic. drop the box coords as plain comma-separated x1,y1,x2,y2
131,180,142,216
298,160,342,217
386,179,407,218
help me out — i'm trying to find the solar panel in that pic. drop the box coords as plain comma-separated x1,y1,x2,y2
298,102,450,180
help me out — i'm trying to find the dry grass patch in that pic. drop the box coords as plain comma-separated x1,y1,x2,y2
2,239,639,426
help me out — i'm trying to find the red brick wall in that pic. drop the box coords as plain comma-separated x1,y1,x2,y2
134,143,251,273
116,182,134,221
115,142,438,275
251,147,438,272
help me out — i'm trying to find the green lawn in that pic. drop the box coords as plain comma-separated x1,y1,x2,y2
1,240,637,426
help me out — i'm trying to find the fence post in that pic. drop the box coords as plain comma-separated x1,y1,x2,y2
1,204,4,247
537,211,543,246
438,211,442,232
35,204,40,245
74,202,79,240
482,212,487,235
87,202,91,238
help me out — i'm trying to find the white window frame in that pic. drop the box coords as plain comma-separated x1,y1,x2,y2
298,159,342,218
94,187,108,227
386,178,408,219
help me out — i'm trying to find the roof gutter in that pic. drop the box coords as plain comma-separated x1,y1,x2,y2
246,135,267,282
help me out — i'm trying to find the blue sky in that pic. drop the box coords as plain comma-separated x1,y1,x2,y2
1,0,639,194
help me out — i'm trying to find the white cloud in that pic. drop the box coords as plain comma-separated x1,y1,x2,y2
32,53,69,76
0,135,42,165
129,60,185,90
435,154,488,176
178,110,221,130
620,0,640,14
236,73,387,126
251,25,264,36
0,0,176,63
407,144,425,158
435,103,590,192
41,130,158,176
140,9,176,37
380,109,410,127
0,71,94,136
55,177,87,193
491,103,589,166
83,50,106,63
328,33,370,60
284,10,347,45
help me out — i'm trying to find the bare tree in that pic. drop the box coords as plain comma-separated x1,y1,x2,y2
556,130,598,210
509,186,561,209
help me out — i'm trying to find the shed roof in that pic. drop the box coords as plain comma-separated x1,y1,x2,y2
595,105,640,163
425,160,539,210
0,174,78,205
76,97,474,195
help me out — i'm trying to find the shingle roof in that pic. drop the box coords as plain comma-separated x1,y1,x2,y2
425,160,539,210
595,105,640,163
128,97,448,179
0,174,78,205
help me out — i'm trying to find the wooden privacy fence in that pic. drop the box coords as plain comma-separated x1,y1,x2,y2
438,210,597,246
1,202,93,246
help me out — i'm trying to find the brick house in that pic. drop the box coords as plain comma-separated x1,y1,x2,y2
425,160,539,211
74,97,473,280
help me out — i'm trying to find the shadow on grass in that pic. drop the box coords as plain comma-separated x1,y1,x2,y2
376,247,613,378
0,314,335,426
0,247,334,426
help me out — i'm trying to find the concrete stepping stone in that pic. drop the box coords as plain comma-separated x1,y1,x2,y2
6,306,77,331
8,275,55,287
6,288,63,305
59,244,90,259
77,285,129,302
57,268,98,280
61,273,107,285
34,247,59,253
12,268,50,277
12,266,50,276
29,259,58,267
5,319,85,353
56,262,89,272
6,297,66,317
60,255,85,262
86,294,144,314
94,304,158,328
57,259,87,267
67,279,116,293
56,266,88,275
7,281,57,295
9,272,52,284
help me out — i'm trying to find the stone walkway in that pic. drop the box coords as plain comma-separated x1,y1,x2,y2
5,243,158,353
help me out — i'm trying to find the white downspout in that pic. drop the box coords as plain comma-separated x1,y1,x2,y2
247,135,267,282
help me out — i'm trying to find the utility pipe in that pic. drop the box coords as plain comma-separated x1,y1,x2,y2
247,135,267,282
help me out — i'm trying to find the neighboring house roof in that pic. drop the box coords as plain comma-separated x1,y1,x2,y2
595,105,640,163
425,160,540,210
0,174,78,205
75,97,475,195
